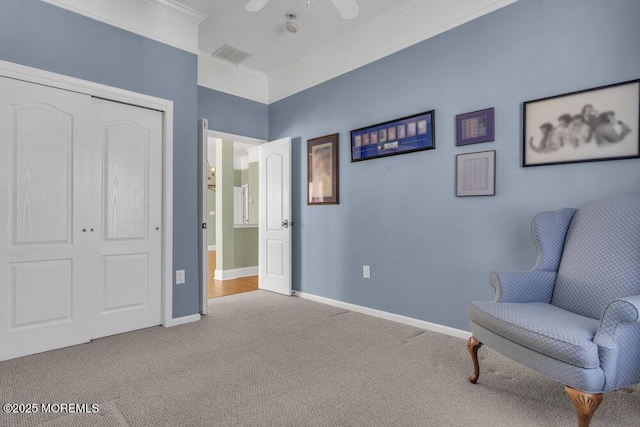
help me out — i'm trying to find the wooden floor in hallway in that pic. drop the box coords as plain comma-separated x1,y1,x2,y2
208,251,259,299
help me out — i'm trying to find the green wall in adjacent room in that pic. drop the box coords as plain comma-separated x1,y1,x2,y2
207,191,216,247
215,140,235,270
234,228,258,268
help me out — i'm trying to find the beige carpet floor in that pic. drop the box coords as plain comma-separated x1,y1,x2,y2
1,290,639,427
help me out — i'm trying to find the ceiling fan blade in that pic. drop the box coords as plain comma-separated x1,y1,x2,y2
246,0,269,12
331,0,359,20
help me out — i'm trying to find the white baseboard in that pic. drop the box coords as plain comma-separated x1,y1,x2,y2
208,245,216,251
214,266,258,281
293,291,471,340
163,313,201,328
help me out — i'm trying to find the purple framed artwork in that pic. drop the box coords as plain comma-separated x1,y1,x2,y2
456,108,495,146
351,110,435,162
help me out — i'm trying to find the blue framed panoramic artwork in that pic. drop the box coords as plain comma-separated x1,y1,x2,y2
351,110,435,162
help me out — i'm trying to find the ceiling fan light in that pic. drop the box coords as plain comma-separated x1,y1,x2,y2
285,21,299,34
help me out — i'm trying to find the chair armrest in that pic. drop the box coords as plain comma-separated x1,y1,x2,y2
594,295,640,348
490,270,557,303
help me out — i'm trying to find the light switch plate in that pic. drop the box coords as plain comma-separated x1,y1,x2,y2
176,270,185,284
363,265,371,279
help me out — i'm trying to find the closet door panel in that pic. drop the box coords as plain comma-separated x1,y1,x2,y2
13,104,72,245
104,121,148,241
92,99,162,338
0,77,93,361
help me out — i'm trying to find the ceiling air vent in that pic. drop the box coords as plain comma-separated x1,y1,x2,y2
212,44,252,66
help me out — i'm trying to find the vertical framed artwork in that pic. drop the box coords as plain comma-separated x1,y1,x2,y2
523,79,639,167
308,133,339,205
456,108,495,146
456,150,496,197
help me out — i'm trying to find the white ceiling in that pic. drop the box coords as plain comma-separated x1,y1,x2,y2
181,0,401,75
42,0,519,103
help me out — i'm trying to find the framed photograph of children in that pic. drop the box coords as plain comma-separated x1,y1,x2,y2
456,108,495,146
308,133,339,205
350,110,435,162
523,79,640,167
456,150,496,197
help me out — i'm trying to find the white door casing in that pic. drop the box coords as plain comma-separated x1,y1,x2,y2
0,73,166,361
258,137,292,296
197,118,208,314
0,60,180,335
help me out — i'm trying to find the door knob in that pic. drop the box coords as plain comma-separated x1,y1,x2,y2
281,219,289,228
82,228,87,232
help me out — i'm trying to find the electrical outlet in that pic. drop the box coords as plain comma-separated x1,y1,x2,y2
176,270,185,284
363,265,371,279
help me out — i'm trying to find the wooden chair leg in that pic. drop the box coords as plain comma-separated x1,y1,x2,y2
467,336,483,384
565,386,603,427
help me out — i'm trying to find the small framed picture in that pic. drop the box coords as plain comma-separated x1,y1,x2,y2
417,119,427,135
308,133,339,205
456,108,495,146
456,150,496,197
523,80,639,167
388,127,396,141
354,134,362,148
379,128,387,143
407,122,417,137
363,133,370,146
397,124,406,139
370,131,378,145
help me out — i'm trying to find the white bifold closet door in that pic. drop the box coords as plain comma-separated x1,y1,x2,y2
91,99,162,338
0,77,162,361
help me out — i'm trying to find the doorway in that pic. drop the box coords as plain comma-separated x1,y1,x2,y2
205,132,263,300
198,128,293,312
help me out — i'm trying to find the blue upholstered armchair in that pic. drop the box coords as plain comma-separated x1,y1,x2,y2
467,196,640,427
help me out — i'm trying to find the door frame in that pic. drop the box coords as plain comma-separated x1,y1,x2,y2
0,60,183,328
201,130,265,302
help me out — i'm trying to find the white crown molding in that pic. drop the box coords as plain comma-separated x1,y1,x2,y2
198,54,269,104
293,291,472,340
41,0,204,54
268,0,518,103
142,0,207,24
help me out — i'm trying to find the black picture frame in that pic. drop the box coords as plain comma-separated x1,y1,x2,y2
456,107,495,146
307,133,339,205
350,110,435,162
456,150,496,197
523,79,640,167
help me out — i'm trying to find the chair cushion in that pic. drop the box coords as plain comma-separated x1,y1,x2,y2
468,301,601,369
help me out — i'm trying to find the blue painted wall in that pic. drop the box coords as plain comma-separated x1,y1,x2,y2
269,0,640,330
198,86,268,140
0,0,199,318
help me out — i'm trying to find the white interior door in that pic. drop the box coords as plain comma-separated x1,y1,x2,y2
258,137,292,296
0,77,94,360
91,98,163,338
